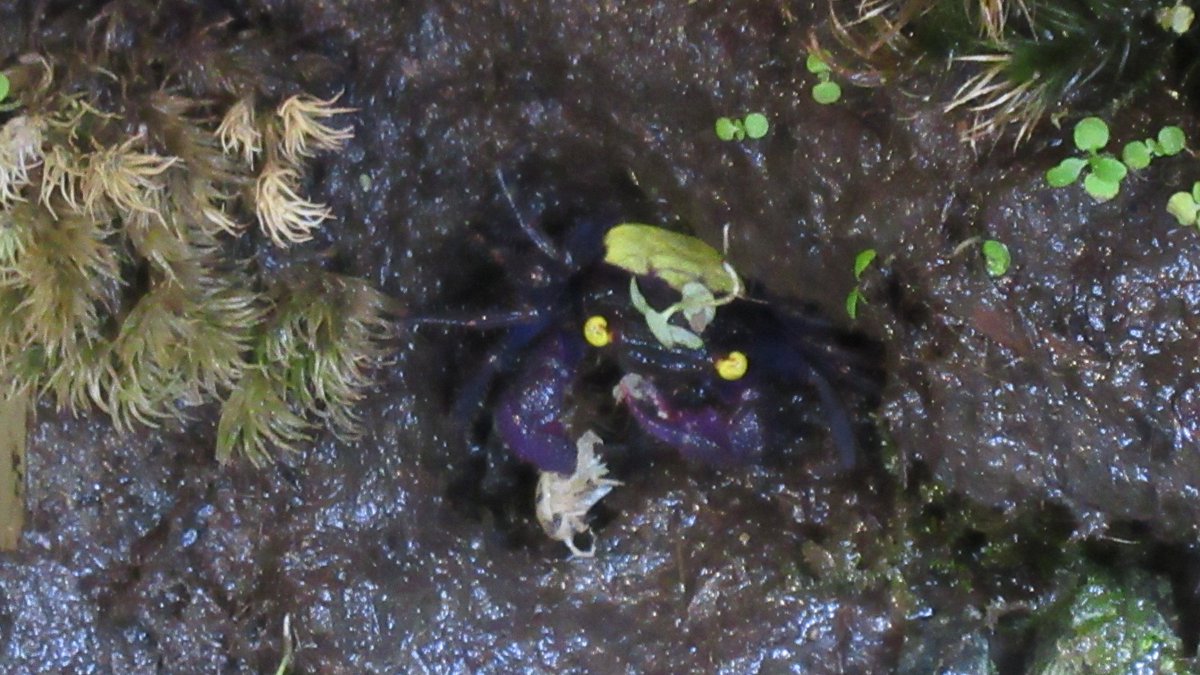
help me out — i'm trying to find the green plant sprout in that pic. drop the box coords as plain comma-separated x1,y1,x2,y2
1158,2,1195,34
1121,125,1186,169
715,112,769,141
982,239,1011,277
0,73,17,113
806,53,842,105
1167,181,1200,227
1046,118,1186,202
845,248,876,319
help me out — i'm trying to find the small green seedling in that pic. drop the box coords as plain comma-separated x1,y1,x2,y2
1159,3,1196,34
1121,126,1186,169
845,248,876,319
981,239,1011,277
715,112,769,141
806,53,841,105
1046,118,1186,202
1167,181,1200,227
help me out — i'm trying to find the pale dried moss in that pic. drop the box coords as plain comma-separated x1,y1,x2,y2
0,57,389,464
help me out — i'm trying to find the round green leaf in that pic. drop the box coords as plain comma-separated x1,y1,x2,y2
1090,156,1128,183
853,249,877,279
1046,157,1087,187
715,117,738,141
981,240,1011,278
1083,174,1120,201
1121,141,1152,170
812,81,842,105
1167,192,1199,225
806,53,831,74
0,74,9,103
1191,181,1200,203
1157,126,1186,156
743,113,769,139
1074,117,1109,152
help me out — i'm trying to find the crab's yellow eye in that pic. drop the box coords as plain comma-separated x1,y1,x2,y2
583,315,612,347
715,351,748,380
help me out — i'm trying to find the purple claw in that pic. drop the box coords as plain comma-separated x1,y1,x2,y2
616,374,765,466
493,331,583,474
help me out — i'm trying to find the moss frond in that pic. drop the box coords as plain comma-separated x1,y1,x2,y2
0,116,47,204
216,368,312,466
81,135,178,219
944,52,1049,147
9,205,119,357
163,170,244,239
216,97,262,167
211,270,393,464
976,0,1031,42
264,272,393,436
254,161,334,246
39,145,85,218
105,279,260,430
276,92,354,164
42,339,114,415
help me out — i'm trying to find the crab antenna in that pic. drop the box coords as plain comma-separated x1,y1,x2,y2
495,168,570,266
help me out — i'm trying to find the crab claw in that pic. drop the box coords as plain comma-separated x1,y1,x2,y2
493,331,584,474
615,373,764,466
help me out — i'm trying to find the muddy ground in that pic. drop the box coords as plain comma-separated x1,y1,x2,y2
3,0,1200,672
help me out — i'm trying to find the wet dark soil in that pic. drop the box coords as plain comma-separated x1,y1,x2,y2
4,0,1200,672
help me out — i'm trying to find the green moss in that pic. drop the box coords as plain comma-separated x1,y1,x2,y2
0,25,390,468
827,0,1174,145
1031,568,1187,674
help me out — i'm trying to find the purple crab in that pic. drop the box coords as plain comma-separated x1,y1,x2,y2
423,197,879,482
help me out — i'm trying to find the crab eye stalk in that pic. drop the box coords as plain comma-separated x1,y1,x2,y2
583,315,612,347
715,351,748,381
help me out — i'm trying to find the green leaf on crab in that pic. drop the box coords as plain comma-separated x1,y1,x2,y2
679,281,717,333
629,278,704,350
605,223,740,295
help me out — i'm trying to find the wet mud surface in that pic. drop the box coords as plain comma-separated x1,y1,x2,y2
3,0,1200,672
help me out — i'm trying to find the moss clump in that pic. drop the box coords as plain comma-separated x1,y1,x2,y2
824,0,1175,145
1030,567,1187,674
0,11,392,467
